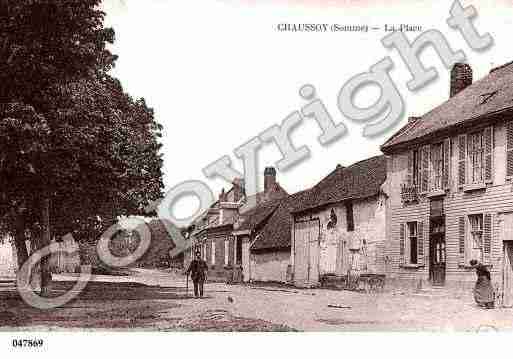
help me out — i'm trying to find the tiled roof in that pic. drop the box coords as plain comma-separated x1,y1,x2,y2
292,155,387,213
382,61,513,152
239,189,312,251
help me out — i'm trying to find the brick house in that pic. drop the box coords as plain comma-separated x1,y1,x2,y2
290,156,388,288
381,62,513,303
187,168,288,280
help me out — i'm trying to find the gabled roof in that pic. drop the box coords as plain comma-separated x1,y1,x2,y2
292,155,387,213
382,61,513,153
237,189,312,251
192,181,289,235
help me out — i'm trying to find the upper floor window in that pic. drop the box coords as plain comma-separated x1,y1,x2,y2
412,149,420,189
469,131,484,184
431,143,444,191
346,202,354,232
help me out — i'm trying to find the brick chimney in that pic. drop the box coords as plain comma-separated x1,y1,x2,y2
450,63,472,98
219,188,227,203
232,178,245,202
264,167,277,194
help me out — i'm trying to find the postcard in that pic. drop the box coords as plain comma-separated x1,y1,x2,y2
1,0,513,356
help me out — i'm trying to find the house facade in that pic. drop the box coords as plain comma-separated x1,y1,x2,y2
382,62,513,302
233,188,311,283
186,168,288,281
0,236,16,279
291,156,388,288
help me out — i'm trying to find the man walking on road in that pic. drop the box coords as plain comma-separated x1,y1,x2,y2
186,251,208,298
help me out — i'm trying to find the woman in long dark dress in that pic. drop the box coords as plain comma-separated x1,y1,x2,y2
470,259,495,309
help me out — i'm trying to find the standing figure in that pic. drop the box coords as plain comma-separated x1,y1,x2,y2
186,251,208,298
470,259,495,309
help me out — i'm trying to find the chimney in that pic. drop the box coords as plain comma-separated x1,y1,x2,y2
450,63,472,98
408,116,421,123
219,188,227,203
232,178,245,202
264,167,277,194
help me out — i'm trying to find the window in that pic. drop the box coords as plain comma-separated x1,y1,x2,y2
211,241,216,265
412,149,420,189
224,239,229,266
327,209,338,230
431,143,444,191
346,202,354,232
408,222,418,264
469,131,484,184
468,214,484,262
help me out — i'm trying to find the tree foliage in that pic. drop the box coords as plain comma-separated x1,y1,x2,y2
0,0,164,276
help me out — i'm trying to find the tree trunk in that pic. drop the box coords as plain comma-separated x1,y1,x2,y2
13,212,29,270
39,196,52,296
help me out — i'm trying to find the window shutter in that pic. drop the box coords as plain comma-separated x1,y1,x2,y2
229,236,235,266
443,138,451,189
420,145,430,193
484,126,493,183
458,135,466,187
399,223,405,265
417,221,424,265
458,216,466,266
407,151,413,186
206,240,212,264
507,122,513,177
483,213,492,265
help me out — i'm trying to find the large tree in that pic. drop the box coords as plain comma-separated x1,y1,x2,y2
0,1,164,294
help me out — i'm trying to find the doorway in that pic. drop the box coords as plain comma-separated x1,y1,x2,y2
503,242,513,307
500,212,513,307
293,218,320,287
429,201,446,286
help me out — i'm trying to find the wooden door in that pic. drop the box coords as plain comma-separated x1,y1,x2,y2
294,219,320,287
429,216,446,286
430,236,446,286
503,242,513,307
500,213,513,306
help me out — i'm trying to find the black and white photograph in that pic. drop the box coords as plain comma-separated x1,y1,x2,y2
1,0,513,356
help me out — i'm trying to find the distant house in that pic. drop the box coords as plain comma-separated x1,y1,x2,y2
381,61,513,299
0,235,16,279
291,156,388,288
233,189,311,283
187,167,288,280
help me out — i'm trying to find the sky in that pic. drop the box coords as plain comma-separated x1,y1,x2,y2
101,0,512,217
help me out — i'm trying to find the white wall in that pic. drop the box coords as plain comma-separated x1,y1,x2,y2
294,194,388,277
250,250,290,283
0,237,16,279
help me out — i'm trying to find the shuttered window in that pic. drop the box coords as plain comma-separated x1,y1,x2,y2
408,222,418,265
417,221,424,265
443,138,451,189
483,127,493,183
460,213,492,266
458,135,466,187
420,145,430,193
507,122,513,177
211,241,216,265
399,223,405,264
468,214,484,263
483,213,492,265
458,216,466,266
469,131,484,184
346,201,354,232
431,143,444,191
